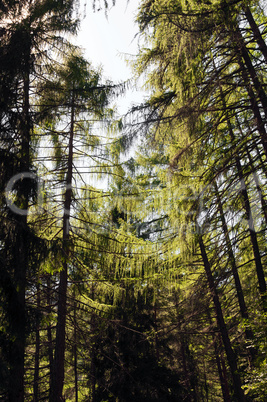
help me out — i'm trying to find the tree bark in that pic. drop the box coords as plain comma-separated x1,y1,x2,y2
198,233,245,401
33,282,40,401
234,152,267,310
214,182,249,319
8,48,31,402
245,146,267,226
234,28,267,119
236,115,267,226
214,182,256,362
216,64,267,313
90,285,96,402
46,275,54,400
214,333,231,401
153,302,160,362
73,289,79,402
244,6,267,64
235,47,267,159
220,85,267,311
50,92,75,402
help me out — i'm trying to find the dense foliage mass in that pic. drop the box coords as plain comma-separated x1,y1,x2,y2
0,0,267,401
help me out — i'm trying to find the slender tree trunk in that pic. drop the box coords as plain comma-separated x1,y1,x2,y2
216,65,267,312
234,28,267,118
34,282,40,401
180,335,199,401
180,333,191,391
214,334,231,402
214,182,249,319
73,289,79,402
203,358,209,402
153,302,160,362
50,92,75,402
236,116,267,227
219,338,232,402
244,6,267,64
246,147,267,226
233,149,267,310
238,115,267,200
91,349,96,402
46,276,54,400
235,45,267,159
176,314,192,396
218,76,267,310
207,307,231,401
90,284,96,402
214,182,256,362
8,53,31,402
255,140,267,183
174,293,198,402
198,233,245,401
8,231,27,402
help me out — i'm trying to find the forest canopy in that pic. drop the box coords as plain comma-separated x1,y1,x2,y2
0,0,267,401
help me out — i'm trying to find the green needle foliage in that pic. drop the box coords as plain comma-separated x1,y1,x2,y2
128,0,267,399
1,0,267,400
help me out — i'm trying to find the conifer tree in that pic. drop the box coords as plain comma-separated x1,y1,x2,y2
132,0,267,399
0,1,78,399
38,49,115,401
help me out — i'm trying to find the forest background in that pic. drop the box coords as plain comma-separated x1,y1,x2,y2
0,0,267,401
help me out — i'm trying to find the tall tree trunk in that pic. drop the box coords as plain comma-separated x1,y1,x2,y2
153,302,160,362
214,182,255,362
217,73,267,311
34,282,40,401
247,149,267,226
214,333,231,401
203,358,209,402
174,293,198,402
50,92,75,402
73,289,79,402
46,275,54,400
207,306,231,402
90,285,96,402
238,115,267,200
234,28,267,118
8,228,28,402
236,116,267,227
214,182,248,319
244,6,267,64
198,233,245,401
216,64,267,312
8,53,31,402
255,140,267,183
90,346,96,402
235,45,267,159
232,146,267,311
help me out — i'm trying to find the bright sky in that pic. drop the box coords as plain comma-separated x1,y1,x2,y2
71,1,145,188
76,0,144,114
